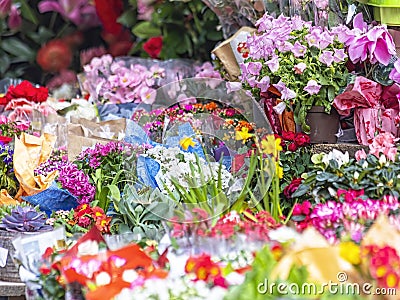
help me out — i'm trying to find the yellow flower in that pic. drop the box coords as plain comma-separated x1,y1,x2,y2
275,162,283,179
339,241,361,265
235,127,253,143
179,136,196,150
261,135,282,157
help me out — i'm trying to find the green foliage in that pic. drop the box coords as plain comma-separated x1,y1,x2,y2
225,245,309,300
293,151,400,201
110,185,173,241
165,155,232,220
130,0,222,60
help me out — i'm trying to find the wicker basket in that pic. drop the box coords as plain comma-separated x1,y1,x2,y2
0,230,22,282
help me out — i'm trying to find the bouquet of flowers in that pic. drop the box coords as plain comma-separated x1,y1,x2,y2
82,54,166,105
241,13,350,133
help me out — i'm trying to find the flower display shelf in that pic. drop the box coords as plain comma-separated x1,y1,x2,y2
357,0,400,25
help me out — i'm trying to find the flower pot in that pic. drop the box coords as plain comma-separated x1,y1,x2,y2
305,106,340,144
357,0,400,25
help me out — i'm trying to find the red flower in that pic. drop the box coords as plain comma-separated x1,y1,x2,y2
0,80,49,104
282,131,295,141
36,39,72,72
0,136,12,144
283,178,303,198
294,133,310,147
143,36,163,59
287,142,298,152
94,0,123,35
42,247,54,259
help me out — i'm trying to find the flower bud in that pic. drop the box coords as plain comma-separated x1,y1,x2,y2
0,0,11,18
8,5,22,30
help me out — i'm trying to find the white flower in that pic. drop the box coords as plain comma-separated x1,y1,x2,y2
95,272,111,286
77,240,99,256
122,269,138,283
268,226,300,243
322,149,349,168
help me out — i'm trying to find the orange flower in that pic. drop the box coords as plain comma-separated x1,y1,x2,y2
204,102,218,111
36,39,72,72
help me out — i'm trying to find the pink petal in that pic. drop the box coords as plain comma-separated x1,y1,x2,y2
353,13,367,32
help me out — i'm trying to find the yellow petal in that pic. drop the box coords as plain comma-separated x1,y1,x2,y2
179,136,196,150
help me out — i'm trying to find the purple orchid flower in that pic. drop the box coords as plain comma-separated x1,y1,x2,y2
38,0,100,28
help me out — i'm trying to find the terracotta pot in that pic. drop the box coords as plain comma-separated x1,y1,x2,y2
305,106,340,144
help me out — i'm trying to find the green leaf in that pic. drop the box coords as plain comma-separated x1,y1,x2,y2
1,38,36,61
291,183,310,198
19,0,39,25
118,10,137,28
132,22,161,39
0,55,10,74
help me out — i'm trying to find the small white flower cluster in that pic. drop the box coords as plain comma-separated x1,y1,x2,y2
144,145,232,193
115,277,227,300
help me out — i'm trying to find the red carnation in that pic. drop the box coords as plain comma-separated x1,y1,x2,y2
36,39,72,72
143,36,163,59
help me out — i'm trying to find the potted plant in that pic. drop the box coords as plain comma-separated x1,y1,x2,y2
240,13,350,143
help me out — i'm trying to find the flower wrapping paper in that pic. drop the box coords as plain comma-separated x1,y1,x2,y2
14,133,57,198
334,76,400,145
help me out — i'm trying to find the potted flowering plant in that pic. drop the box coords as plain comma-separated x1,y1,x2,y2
240,13,350,142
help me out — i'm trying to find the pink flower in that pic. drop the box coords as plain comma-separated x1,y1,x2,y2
0,0,11,18
355,149,367,161
333,49,347,63
256,76,270,92
247,62,262,76
292,41,307,57
314,0,329,9
8,5,21,30
389,60,400,84
139,86,156,104
266,55,279,73
39,0,100,28
304,80,321,95
347,13,396,66
293,62,307,74
319,50,334,67
274,81,296,100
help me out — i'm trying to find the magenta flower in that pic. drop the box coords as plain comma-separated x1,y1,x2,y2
319,50,334,67
304,80,321,95
347,13,396,66
0,0,11,18
8,5,21,30
389,60,400,84
38,0,100,28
